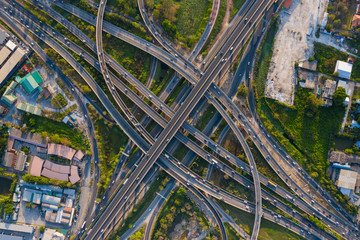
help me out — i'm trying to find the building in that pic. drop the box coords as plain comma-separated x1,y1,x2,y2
16,101,42,116
321,12,328,31
2,150,27,171
41,160,70,182
337,80,351,96
29,156,44,177
9,127,47,148
69,166,80,184
0,47,12,66
43,228,65,240
336,169,358,196
328,151,360,165
5,40,16,51
0,30,9,45
42,195,61,206
322,79,336,99
73,150,85,162
22,188,42,204
1,81,18,107
47,143,76,161
283,0,292,9
0,222,33,235
0,47,26,86
15,71,43,95
335,60,353,79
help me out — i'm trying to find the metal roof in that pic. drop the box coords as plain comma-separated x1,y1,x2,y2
0,222,33,234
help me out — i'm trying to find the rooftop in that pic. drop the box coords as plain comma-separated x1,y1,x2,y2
29,156,44,177
16,71,43,94
337,169,357,191
47,143,76,161
335,60,353,79
0,47,25,85
0,222,33,234
9,127,47,148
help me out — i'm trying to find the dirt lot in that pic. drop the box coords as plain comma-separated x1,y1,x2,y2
265,0,328,105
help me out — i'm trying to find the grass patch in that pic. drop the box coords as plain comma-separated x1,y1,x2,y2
51,93,68,109
194,104,216,131
23,113,89,151
150,62,174,96
165,78,186,106
218,201,305,240
55,78,73,100
225,223,243,240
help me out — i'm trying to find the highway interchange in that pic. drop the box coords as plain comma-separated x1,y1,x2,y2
1,0,359,239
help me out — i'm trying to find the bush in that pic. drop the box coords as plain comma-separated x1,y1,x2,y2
40,226,45,233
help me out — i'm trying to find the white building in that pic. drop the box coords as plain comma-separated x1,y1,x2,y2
335,60,353,79
336,169,358,196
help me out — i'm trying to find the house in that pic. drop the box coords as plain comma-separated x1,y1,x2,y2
335,60,353,79
9,127,47,148
336,169,358,196
15,71,43,95
351,120,360,128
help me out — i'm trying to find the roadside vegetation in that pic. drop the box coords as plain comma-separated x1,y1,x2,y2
150,62,175,96
218,201,305,240
152,187,211,239
195,104,216,131
23,113,89,151
87,105,128,197
22,174,76,188
231,0,246,20
253,17,357,214
109,171,170,239
146,0,212,48
225,223,242,240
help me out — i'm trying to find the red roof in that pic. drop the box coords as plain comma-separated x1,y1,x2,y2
284,0,292,9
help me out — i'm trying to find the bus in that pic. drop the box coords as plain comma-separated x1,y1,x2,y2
267,181,277,189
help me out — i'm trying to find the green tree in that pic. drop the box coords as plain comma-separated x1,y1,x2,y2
333,87,347,106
